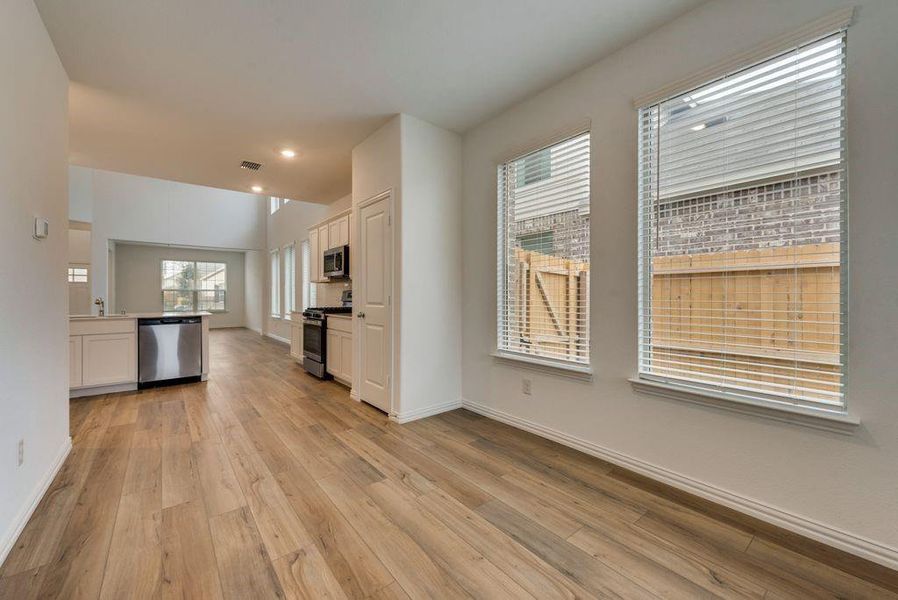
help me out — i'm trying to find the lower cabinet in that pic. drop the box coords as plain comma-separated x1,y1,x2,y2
325,317,352,384
69,336,83,388
289,315,303,361
78,332,137,387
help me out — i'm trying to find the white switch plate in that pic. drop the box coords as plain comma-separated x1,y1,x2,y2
33,217,49,240
17,439,24,467
522,378,532,395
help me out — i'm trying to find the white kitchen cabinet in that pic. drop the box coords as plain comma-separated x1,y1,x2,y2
69,336,83,388
317,224,329,281
82,332,137,386
325,316,352,384
309,227,320,283
328,215,349,248
289,315,303,361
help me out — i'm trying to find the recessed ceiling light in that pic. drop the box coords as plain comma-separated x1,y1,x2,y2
251,185,264,193
280,149,296,158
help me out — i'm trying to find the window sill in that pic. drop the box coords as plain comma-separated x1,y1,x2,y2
628,377,860,435
491,350,593,381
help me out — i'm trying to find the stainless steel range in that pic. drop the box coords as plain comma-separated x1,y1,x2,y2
302,290,351,378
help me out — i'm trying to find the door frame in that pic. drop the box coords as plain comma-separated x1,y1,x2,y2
353,189,396,416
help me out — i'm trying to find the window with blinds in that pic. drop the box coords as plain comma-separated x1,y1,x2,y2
270,249,280,317
284,244,296,315
637,32,847,411
498,131,590,366
301,240,315,310
161,260,227,312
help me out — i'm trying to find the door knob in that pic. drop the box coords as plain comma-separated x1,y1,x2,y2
357,312,366,318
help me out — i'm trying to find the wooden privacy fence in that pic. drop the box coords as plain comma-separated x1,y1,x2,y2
649,242,842,403
511,248,589,361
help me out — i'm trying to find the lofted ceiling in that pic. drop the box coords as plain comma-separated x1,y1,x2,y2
36,0,705,203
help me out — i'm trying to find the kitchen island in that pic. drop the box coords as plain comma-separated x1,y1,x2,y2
69,312,211,397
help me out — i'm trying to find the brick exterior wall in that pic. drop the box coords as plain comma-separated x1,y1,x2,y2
654,170,842,257
511,210,590,262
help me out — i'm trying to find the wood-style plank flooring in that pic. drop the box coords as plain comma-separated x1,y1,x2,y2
1,328,896,599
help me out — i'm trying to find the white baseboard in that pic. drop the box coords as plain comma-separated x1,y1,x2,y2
248,326,263,335
0,435,72,567
390,399,463,424
349,388,360,402
265,332,290,345
461,398,898,571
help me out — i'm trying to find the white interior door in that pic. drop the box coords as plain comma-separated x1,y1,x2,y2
358,195,391,412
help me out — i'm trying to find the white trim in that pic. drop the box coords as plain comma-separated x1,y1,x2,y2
247,326,263,335
461,398,897,571
265,332,290,345
390,399,462,424
0,436,72,566
349,388,360,402
70,382,137,398
633,6,854,108
629,377,859,435
491,350,593,381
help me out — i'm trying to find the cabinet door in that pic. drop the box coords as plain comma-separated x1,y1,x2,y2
290,322,303,360
326,330,340,375
82,333,136,386
340,332,353,381
69,336,83,388
328,220,341,249
309,228,320,283
338,215,350,247
317,225,329,281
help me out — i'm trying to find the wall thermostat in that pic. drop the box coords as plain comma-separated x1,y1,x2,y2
33,217,49,240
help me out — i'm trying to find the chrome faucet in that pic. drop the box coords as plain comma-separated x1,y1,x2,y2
94,297,105,317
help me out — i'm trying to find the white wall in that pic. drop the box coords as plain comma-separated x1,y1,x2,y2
114,243,246,328
398,115,463,418
67,228,91,264
461,0,898,567
69,167,267,310
352,117,402,408
352,115,463,420
0,0,70,564
68,166,93,223
244,250,265,334
265,199,329,341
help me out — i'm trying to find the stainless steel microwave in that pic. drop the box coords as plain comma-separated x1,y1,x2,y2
323,245,349,278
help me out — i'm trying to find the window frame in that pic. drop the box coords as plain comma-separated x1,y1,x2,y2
270,249,280,318
634,30,851,422
160,259,228,313
496,129,592,374
283,243,296,317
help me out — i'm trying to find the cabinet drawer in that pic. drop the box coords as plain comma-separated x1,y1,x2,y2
70,318,136,336
327,316,352,334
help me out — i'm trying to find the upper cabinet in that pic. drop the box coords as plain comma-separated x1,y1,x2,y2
310,210,351,283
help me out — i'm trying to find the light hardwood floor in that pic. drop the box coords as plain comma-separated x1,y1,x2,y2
1,328,895,599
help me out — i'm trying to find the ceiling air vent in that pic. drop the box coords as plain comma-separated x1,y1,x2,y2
240,160,263,171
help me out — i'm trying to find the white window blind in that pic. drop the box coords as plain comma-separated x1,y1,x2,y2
498,131,591,366
637,32,847,411
270,249,280,317
301,240,314,310
284,244,296,316
161,260,227,312
67,266,88,283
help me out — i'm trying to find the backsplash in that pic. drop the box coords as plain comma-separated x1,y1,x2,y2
315,279,352,306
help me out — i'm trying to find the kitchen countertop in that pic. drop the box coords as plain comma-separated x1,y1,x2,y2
327,314,352,320
69,312,212,321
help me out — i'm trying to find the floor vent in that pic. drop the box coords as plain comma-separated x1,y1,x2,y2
240,160,263,171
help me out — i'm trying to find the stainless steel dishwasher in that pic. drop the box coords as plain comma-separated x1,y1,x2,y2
138,316,202,388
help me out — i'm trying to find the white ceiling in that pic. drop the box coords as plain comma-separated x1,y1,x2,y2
36,0,705,203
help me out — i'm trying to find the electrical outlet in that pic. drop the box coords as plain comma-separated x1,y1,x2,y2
522,378,532,396
17,439,24,467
